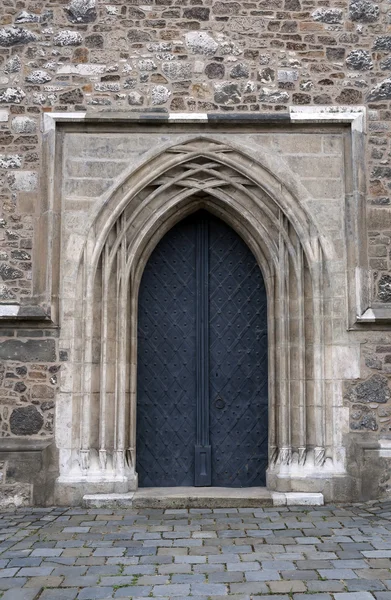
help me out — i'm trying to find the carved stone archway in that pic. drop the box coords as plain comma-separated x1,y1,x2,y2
55,136,345,501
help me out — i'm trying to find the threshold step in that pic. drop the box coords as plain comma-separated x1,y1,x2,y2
133,486,273,509
83,488,324,509
83,487,273,509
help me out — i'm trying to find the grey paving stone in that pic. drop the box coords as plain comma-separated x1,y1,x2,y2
40,590,78,600
153,584,190,595
245,569,281,581
293,595,332,600
0,577,27,589
31,548,63,557
0,568,19,577
345,579,386,591
171,574,206,583
191,583,227,595
318,568,358,579
1,589,43,600
77,587,114,599
113,585,152,597
208,571,244,583
61,575,99,587
17,567,53,577
334,593,375,599
230,582,269,594
281,569,319,580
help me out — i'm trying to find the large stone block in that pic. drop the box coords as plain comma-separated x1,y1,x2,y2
0,339,56,362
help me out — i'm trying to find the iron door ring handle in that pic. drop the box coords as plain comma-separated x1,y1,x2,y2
215,397,225,409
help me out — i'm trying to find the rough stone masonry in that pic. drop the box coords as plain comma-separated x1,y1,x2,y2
1,0,391,505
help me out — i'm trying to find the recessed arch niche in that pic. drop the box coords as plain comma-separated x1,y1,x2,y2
56,136,345,497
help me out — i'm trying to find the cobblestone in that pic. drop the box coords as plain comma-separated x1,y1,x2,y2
0,502,391,597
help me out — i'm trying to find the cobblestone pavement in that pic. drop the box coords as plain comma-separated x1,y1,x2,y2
2,503,391,599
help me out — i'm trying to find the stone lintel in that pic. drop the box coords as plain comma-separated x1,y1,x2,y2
0,304,51,321
357,307,391,323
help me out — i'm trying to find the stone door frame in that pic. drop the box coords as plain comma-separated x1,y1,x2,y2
36,108,372,504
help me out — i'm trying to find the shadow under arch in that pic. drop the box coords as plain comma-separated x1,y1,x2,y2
58,136,338,494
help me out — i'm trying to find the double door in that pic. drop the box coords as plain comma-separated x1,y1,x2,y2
137,211,268,487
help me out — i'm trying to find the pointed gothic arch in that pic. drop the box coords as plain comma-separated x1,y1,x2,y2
57,136,343,494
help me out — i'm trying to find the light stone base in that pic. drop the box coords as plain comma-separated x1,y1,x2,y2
82,488,326,509
272,492,324,506
83,487,274,509
0,483,32,508
83,493,135,509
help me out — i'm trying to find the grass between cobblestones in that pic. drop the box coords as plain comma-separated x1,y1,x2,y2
0,501,391,598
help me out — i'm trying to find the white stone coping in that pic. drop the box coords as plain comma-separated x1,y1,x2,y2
289,105,366,131
42,105,366,132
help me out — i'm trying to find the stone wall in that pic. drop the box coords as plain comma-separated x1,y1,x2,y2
1,0,391,503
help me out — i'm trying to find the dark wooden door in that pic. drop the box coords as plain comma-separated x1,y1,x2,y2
137,211,268,487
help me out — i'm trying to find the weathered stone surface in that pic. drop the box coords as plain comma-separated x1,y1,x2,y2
10,405,44,436
350,405,378,431
380,57,391,70
230,16,266,33
25,70,52,84
230,63,249,79
312,8,343,23
0,285,16,300
336,88,362,103
85,33,103,48
0,88,25,104
11,117,37,134
41,400,55,411
0,483,32,507
151,85,171,105
128,29,151,43
15,11,40,23
377,274,391,301
345,374,391,405
346,49,373,71
0,339,56,362
59,88,84,104
32,385,55,399
128,91,143,106
53,30,83,46
368,78,391,101
8,172,38,192
205,63,225,79
349,0,379,22
214,82,241,104
0,155,22,169
0,27,37,47
213,2,241,15
162,62,192,81
14,382,27,393
65,0,97,23
0,264,23,280
374,36,391,50
259,89,289,103
183,7,210,20
278,70,298,82
185,32,218,56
